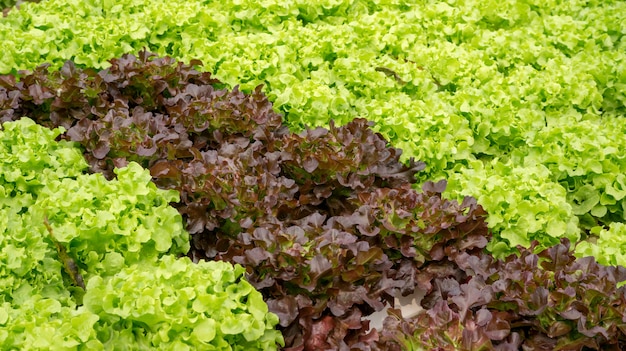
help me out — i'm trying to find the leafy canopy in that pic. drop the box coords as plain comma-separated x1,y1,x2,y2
0,51,492,350
1,0,625,257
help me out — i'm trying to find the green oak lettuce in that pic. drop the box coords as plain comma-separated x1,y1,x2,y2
446,159,579,256
0,115,87,193
84,255,282,351
1,118,190,278
576,223,626,270
34,162,190,276
0,299,102,350
0,118,88,307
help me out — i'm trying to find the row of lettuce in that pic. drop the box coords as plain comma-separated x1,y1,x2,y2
2,52,626,350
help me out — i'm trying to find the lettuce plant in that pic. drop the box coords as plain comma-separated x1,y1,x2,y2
575,223,626,270
84,255,282,351
0,298,102,350
446,159,580,257
0,118,190,279
0,118,89,307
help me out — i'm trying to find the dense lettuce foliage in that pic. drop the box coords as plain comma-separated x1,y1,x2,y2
576,223,626,269
381,239,626,350
0,118,282,350
0,52,494,349
5,52,626,350
1,0,625,257
0,118,190,279
84,256,282,351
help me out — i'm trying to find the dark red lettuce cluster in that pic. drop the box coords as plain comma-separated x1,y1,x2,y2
379,238,626,350
3,51,626,350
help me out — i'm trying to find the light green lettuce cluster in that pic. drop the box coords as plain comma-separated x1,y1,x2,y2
0,118,88,307
446,159,580,257
0,298,102,350
0,118,282,350
84,256,281,351
0,118,189,282
34,162,190,277
1,0,625,255
576,223,626,269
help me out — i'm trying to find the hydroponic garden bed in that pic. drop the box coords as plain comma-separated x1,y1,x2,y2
1,0,625,350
